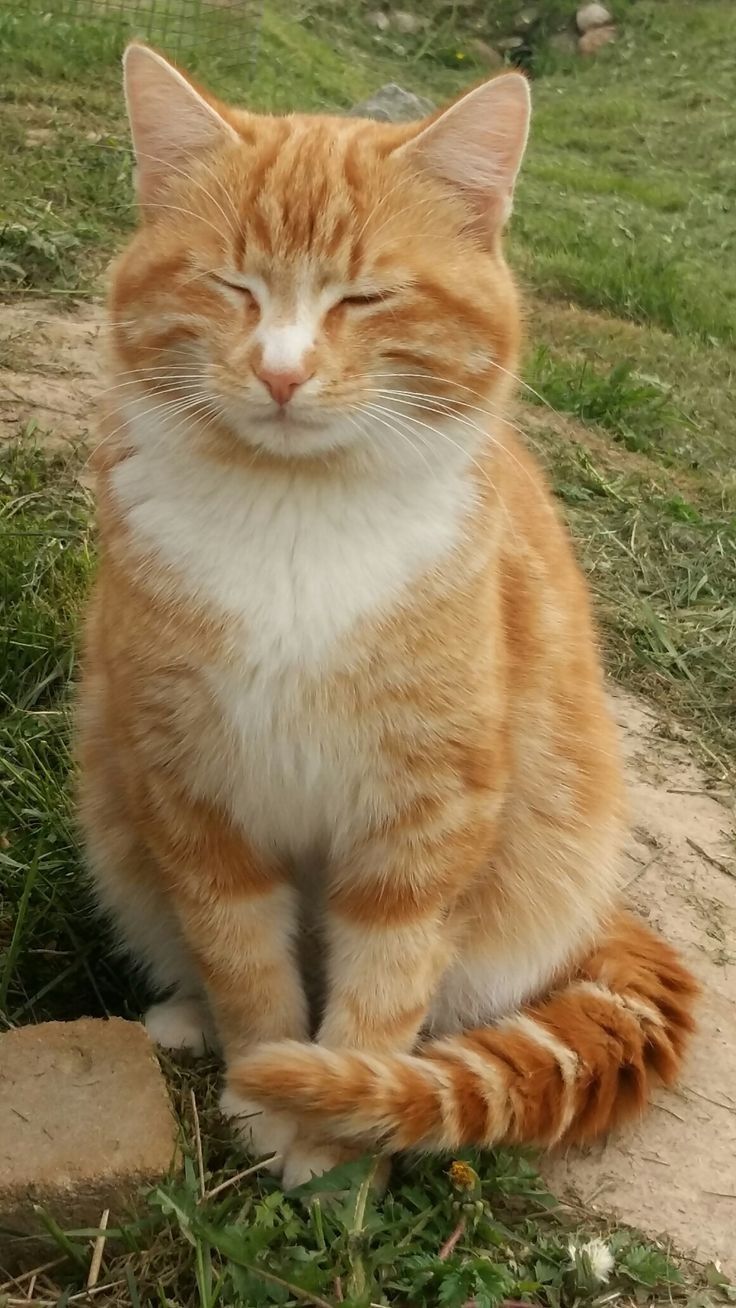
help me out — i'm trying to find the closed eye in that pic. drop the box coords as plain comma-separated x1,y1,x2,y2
340,291,393,308
210,274,257,304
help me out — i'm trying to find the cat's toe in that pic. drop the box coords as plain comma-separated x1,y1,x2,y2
282,1142,392,1193
144,995,216,1054
281,1139,348,1190
220,1089,295,1173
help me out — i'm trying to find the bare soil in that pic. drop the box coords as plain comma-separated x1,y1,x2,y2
544,689,736,1276
2,300,735,1274
0,299,104,445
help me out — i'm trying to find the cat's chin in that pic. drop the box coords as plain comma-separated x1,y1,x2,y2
230,411,361,461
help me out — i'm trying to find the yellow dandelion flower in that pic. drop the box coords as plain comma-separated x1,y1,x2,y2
449,1160,478,1191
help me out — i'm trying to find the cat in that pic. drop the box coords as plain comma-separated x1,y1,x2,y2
77,43,698,1189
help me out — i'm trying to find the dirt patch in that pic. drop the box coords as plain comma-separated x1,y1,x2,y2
1,298,734,1275
517,397,714,507
0,299,104,444
544,688,736,1276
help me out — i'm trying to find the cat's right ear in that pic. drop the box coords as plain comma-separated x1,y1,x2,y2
123,44,240,208
397,73,531,241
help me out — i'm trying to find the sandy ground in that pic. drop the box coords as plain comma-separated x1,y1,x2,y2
544,690,736,1276
2,300,735,1274
0,299,104,445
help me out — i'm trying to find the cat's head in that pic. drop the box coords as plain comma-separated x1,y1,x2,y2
111,45,530,464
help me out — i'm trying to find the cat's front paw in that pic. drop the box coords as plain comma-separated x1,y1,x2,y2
145,995,217,1055
281,1138,352,1190
220,1088,296,1174
281,1141,391,1193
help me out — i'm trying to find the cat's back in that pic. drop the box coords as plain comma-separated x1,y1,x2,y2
494,426,603,656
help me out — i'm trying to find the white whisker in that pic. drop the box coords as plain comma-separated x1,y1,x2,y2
121,199,227,244
364,376,546,459
94,138,240,242
86,391,216,470
360,400,521,546
368,395,540,511
367,367,561,427
102,374,207,396
355,404,435,476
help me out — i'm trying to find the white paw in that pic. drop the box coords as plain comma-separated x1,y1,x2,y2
282,1143,391,1193
144,996,216,1055
220,1089,296,1173
281,1139,349,1190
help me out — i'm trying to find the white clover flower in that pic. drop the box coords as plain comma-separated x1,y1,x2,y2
568,1235,615,1283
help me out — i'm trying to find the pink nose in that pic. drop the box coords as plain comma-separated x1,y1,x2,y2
255,363,313,407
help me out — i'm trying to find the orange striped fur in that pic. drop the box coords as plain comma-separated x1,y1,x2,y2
230,912,698,1154
77,47,697,1188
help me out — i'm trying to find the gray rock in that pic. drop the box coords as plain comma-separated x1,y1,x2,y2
578,23,616,54
366,9,390,31
468,38,503,68
350,84,435,123
576,2,613,33
514,6,539,33
496,34,524,52
392,9,426,35
548,29,578,56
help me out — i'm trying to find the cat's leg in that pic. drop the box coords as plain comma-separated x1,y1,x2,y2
80,757,215,1053
80,692,307,1168
278,811,488,1186
89,798,302,1163
427,785,623,1038
231,796,626,1166
140,787,309,1167
144,993,218,1055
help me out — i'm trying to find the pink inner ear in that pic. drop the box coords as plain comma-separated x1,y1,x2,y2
123,44,238,206
401,74,531,230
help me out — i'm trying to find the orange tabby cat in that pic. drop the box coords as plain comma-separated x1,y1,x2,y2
77,44,697,1187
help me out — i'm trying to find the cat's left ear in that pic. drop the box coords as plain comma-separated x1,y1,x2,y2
123,43,240,208
398,73,531,238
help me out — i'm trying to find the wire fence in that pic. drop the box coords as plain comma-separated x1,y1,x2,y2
0,0,261,71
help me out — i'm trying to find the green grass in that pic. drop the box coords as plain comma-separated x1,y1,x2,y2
515,3,736,342
0,444,106,1024
520,295,736,773
0,0,470,296
0,1045,694,1306
526,348,684,453
2,0,736,1301
534,422,736,768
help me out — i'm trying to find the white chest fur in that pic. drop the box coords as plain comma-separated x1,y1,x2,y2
110,407,478,852
112,407,477,669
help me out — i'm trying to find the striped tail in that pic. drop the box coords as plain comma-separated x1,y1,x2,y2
228,913,698,1154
